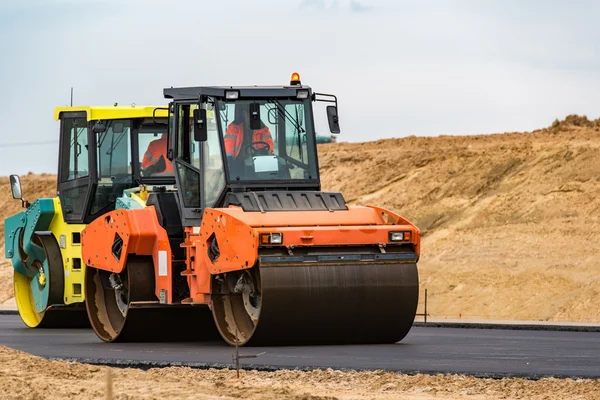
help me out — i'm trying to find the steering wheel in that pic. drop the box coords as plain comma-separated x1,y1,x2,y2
142,155,167,176
249,141,271,156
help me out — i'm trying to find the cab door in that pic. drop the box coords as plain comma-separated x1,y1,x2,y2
57,112,93,224
172,103,203,227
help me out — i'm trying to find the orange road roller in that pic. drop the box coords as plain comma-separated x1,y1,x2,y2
78,74,419,345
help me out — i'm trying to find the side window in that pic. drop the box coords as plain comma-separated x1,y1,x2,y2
174,103,203,211
203,105,225,207
284,103,309,179
60,117,89,182
97,120,131,179
177,106,185,159
176,163,200,208
60,185,89,221
177,105,190,162
190,104,200,167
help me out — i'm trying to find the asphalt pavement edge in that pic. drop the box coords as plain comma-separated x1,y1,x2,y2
412,321,600,332
2,310,598,332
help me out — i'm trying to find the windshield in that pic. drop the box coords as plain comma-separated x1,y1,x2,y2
216,99,318,182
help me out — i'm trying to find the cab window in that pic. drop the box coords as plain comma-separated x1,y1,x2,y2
60,117,89,182
90,120,132,215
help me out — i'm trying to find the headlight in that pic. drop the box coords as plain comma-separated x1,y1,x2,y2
389,231,411,242
260,232,283,245
225,91,239,99
270,232,283,244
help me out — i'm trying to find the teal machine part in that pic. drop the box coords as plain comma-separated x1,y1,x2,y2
115,189,145,210
4,199,56,312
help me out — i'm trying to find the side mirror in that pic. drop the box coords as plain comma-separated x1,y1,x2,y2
10,175,29,208
92,122,106,133
193,108,208,142
326,105,340,134
249,103,262,130
10,175,22,200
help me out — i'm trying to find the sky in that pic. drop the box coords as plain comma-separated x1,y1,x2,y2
0,0,599,174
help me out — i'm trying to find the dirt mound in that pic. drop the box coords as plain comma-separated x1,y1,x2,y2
1,116,600,321
319,116,600,322
1,346,598,400
549,114,600,131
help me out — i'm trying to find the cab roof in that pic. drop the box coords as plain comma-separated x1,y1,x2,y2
54,106,168,121
163,85,312,101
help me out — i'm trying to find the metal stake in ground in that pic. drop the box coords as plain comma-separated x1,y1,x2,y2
416,288,430,327
232,328,265,379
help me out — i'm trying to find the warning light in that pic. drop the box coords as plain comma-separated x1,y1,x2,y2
290,72,301,85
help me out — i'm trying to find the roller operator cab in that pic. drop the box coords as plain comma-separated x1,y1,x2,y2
4,106,173,328
54,106,175,224
81,74,421,346
165,73,341,226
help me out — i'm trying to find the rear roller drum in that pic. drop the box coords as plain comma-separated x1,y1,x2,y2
211,268,262,345
84,263,131,341
85,256,219,342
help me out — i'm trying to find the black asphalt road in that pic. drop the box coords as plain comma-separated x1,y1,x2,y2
1,315,598,379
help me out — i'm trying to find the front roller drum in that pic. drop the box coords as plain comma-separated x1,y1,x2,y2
211,261,419,346
13,230,89,329
14,271,89,328
85,256,219,342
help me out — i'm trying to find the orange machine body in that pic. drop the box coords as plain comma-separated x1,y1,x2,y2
183,205,420,304
81,203,420,306
80,207,174,303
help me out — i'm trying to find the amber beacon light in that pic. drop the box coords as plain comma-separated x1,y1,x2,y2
290,72,301,85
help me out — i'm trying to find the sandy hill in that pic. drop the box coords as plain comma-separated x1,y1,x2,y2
2,115,600,322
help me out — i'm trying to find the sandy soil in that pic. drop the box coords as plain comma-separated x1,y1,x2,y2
1,116,600,323
319,116,600,322
0,346,598,400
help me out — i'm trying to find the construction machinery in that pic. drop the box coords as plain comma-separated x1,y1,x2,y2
78,73,421,346
6,74,420,345
4,105,175,328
